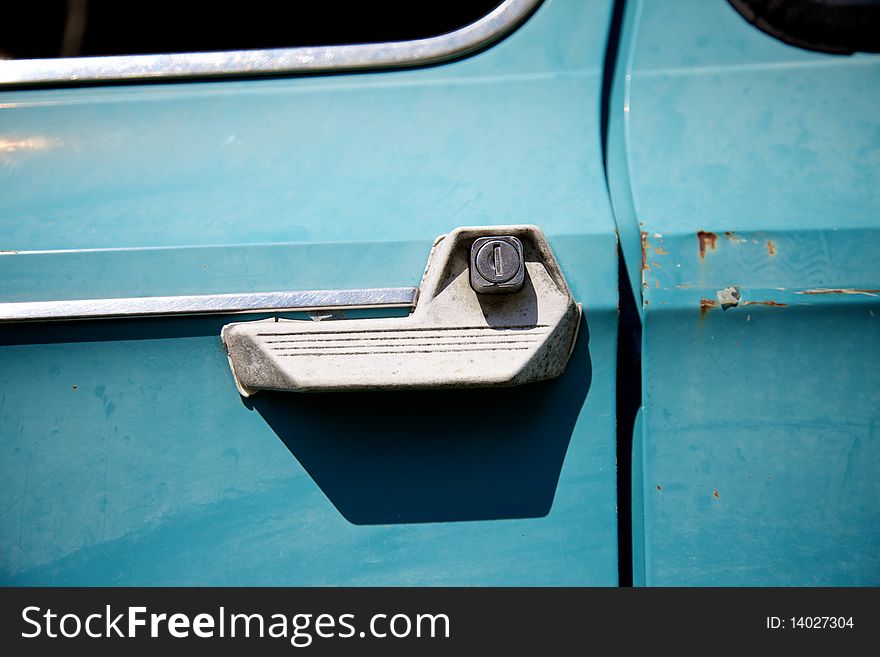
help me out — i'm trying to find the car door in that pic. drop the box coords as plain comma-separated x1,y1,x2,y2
0,0,622,585
609,0,880,585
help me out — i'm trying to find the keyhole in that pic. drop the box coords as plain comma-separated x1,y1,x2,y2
473,237,521,286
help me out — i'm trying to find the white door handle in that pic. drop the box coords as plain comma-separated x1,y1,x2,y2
222,225,581,395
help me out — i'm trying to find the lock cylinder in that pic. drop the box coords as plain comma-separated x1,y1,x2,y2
469,236,525,294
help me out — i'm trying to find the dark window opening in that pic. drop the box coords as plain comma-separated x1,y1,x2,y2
0,0,505,60
728,0,880,54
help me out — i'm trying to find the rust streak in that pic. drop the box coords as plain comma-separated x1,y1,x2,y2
798,289,880,296
640,231,650,288
697,231,717,259
766,240,776,256
700,298,718,318
741,300,788,308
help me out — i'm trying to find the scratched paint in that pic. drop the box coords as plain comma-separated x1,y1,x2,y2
798,289,880,296
741,300,787,308
640,231,650,289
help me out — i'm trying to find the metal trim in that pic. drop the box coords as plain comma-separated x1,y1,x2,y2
0,0,542,86
0,287,418,322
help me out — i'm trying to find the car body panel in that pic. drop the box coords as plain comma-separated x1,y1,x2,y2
609,0,880,585
0,0,621,585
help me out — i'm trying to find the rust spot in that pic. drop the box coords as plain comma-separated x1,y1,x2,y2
656,485,662,491
798,289,880,296
713,489,720,499
766,240,776,256
700,298,718,317
741,300,788,308
653,246,669,255
697,231,717,259
72,385,78,390
723,231,736,239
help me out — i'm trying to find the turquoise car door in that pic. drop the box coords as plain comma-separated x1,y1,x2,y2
609,0,880,585
0,0,622,585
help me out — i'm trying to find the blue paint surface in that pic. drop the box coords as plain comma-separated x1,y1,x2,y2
0,1,621,585
609,0,880,585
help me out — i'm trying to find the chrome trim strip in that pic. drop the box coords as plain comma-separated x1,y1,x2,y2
0,0,542,85
0,287,418,322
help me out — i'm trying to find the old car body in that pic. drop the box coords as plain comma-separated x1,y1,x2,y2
0,0,877,585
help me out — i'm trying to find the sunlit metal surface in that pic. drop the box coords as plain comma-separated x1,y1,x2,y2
0,287,418,322
0,0,542,85
0,137,61,152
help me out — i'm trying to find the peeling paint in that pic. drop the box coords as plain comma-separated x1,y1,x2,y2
697,231,717,259
703,289,788,314
766,240,776,256
741,300,788,308
722,231,748,244
798,289,880,297
640,231,650,288
717,286,741,309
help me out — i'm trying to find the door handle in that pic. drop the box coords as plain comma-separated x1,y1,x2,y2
222,225,581,395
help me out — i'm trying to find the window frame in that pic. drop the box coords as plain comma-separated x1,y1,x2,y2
0,0,542,86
